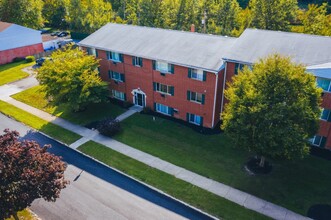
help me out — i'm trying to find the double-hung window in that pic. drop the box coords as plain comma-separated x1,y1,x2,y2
186,113,203,126
109,70,125,82
86,47,96,56
316,77,331,92
112,90,126,101
188,68,206,81
155,103,173,116
153,61,174,74
321,108,331,121
309,135,326,148
234,63,252,75
107,51,123,62
153,82,174,96
187,91,205,104
132,56,143,67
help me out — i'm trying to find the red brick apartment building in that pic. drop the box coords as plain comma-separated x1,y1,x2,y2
79,23,331,150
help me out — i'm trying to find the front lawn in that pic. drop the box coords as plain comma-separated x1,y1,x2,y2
113,113,331,215
0,61,33,85
12,86,127,125
78,141,270,220
0,100,81,145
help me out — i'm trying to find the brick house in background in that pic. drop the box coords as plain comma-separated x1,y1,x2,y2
79,23,331,150
0,21,43,64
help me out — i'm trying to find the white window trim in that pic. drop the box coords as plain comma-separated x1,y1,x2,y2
156,61,171,74
110,71,123,82
133,56,142,67
156,83,171,95
191,69,204,81
156,103,171,116
320,108,330,121
107,51,122,62
310,135,323,147
188,113,202,126
189,91,203,104
317,77,331,93
112,90,125,101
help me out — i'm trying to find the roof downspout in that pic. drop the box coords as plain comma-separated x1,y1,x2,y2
220,62,227,118
212,72,219,128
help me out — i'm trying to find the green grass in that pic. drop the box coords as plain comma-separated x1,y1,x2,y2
0,61,33,85
78,141,270,220
112,113,331,215
0,100,81,145
12,86,127,125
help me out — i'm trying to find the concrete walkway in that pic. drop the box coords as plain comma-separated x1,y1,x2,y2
0,81,310,220
116,105,143,121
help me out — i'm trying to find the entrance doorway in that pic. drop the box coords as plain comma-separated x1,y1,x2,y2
133,90,146,107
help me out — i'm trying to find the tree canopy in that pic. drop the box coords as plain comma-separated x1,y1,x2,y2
0,129,68,220
37,45,109,111
221,54,322,163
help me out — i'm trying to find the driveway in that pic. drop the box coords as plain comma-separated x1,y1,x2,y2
0,113,214,220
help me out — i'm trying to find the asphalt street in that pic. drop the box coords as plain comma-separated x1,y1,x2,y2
0,113,214,220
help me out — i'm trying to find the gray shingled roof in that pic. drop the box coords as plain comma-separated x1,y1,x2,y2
79,23,236,72
223,29,331,66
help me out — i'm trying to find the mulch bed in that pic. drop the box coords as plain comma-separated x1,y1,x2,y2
307,204,331,220
245,157,272,175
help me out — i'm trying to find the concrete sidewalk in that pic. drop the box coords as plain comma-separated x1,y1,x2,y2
0,82,310,220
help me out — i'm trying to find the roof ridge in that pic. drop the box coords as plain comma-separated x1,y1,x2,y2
108,23,238,40
245,28,331,39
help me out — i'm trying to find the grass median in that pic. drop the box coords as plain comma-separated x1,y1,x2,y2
0,61,32,85
0,100,81,145
78,141,270,220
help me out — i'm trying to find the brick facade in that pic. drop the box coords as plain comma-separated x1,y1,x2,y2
0,43,43,65
92,48,222,128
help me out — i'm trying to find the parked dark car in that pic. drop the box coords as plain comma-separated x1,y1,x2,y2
36,57,52,66
51,31,60,36
57,31,69,37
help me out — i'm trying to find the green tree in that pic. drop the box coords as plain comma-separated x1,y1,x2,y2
37,45,109,111
221,54,321,166
0,129,68,220
249,0,298,31
66,0,113,33
139,0,165,27
216,0,241,35
298,3,331,36
42,0,69,29
0,0,44,29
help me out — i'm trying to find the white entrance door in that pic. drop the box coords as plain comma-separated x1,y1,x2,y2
134,91,146,107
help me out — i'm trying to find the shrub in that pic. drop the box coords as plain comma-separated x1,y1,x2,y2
12,57,25,62
97,118,121,137
25,56,35,63
142,107,152,114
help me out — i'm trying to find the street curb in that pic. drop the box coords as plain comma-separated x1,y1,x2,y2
3,116,219,220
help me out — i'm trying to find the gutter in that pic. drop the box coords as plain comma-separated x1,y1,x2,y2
220,62,228,118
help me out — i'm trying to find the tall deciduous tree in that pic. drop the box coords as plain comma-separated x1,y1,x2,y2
0,0,44,29
298,3,331,36
0,129,68,220
42,0,69,29
37,45,109,111
222,54,321,166
66,0,113,33
249,0,298,31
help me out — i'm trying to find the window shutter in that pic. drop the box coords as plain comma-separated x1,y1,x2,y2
169,107,174,116
203,71,207,81
234,63,239,75
186,113,190,122
321,137,327,148
187,91,191,100
108,70,112,79
154,103,156,111
200,117,204,126
327,111,331,122
140,58,143,67
120,54,124,62
120,74,125,82
124,93,127,101
132,56,135,65
202,94,205,104
169,86,174,96
152,60,156,70
169,64,174,74
95,50,98,57
108,51,112,60
188,68,192,78
153,82,157,91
